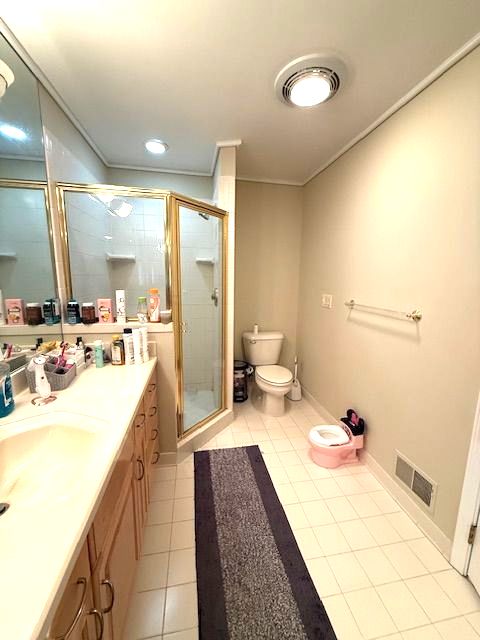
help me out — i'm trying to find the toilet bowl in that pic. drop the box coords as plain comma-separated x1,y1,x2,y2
308,424,364,468
255,365,293,417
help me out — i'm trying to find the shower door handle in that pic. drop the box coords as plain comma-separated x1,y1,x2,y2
181,321,188,334
211,288,219,306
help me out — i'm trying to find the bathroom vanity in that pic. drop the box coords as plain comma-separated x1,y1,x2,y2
0,359,160,640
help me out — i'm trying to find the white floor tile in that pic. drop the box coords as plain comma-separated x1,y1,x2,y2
467,611,480,634
377,580,429,630
249,429,270,442
175,478,194,500
150,480,175,501
327,552,371,592
362,514,402,545
163,582,198,635
123,589,166,640
313,478,343,499
356,472,384,492
272,438,294,452
338,475,365,495
294,527,324,559
346,587,397,639
347,493,382,518
151,466,176,482
325,496,358,522
167,548,197,586
268,427,286,440
285,464,311,482
134,553,169,591
259,440,275,453
401,625,442,639
322,594,364,640
354,547,400,585
143,524,172,555
382,542,428,579
386,511,423,540
261,451,282,468
275,482,299,505
305,557,341,597
163,628,199,640
170,520,195,550
313,523,350,555
433,569,480,614
289,437,310,450
304,499,335,527
276,450,303,466
292,480,321,502
435,617,480,639
406,538,451,573
173,498,194,522
305,463,332,479
268,466,290,485
147,499,174,524
283,503,310,530
405,574,460,622
338,519,377,550
369,490,401,513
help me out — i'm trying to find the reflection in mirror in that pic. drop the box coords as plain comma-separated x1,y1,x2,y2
61,188,167,320
0,34,46,181
0,183,60,372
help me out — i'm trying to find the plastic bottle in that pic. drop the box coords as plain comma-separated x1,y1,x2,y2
148,288,160,322
94,340,104,368
111,334,125,366
123,328,135,366
0,362,14,418
133,329,142,365
140,326,149,363
67,298,81,325
137,296,148,324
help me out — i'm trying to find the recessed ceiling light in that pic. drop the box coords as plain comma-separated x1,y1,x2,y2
0,123,27,141
274,54,345,108
145,139,169,154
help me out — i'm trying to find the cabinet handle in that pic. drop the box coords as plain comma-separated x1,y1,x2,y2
53,577,88,639
100,578,115,614
152,451,160,464
88,608,104,640
135,413,146,428
151,428,159,441
148,383,156,392
148,406,158,417
136,457,145,481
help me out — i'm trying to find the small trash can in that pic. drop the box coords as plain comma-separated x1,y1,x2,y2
234,360,250,402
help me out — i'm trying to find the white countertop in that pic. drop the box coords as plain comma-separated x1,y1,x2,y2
0,358,157,640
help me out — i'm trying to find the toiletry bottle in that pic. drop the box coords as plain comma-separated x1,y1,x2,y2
67,298,81,324
115,290,126,323
6,299,25,325
133,329,142,365
26,302,43,326
140,326,149,362
43,298,60,325
123,328,135,365
148,288,160,322
94,340,104,368
0,361,14,418
81,302,96,324
0,289,5,325
97,298,113,323
137,296,148,323
111,334,125,366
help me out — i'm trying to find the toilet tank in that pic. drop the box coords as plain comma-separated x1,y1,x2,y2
242,331,284,365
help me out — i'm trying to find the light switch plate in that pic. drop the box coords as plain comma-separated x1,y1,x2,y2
321,294,333,309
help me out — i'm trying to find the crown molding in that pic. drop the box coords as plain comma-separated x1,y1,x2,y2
107,162,212,177
236,175,303,187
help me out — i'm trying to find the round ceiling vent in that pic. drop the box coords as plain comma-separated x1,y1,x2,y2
275,54,346,108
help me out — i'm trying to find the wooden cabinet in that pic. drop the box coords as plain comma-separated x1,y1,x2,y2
47,543,102,640
47,364,159,640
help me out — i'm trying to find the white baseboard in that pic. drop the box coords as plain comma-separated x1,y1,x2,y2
302,386,452,558
177,408,234,462
362,451,452,558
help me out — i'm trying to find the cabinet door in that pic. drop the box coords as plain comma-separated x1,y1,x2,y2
97,489,137,640
48,543,102,640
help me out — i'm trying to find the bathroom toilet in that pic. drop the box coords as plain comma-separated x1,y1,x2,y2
242,330,293,416
308,424,364,468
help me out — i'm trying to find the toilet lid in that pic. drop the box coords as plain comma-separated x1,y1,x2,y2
256,365,293,385
310,425,350,447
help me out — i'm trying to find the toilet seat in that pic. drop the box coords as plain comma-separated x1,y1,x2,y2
256,365,293,386
310,425,350,447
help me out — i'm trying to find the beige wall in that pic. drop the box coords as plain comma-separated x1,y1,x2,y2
235,180,302,369
297,47,480,540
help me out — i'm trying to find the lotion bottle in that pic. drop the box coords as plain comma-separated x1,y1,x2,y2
123,328,135,365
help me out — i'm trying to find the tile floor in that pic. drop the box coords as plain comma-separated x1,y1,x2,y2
123,394,480,640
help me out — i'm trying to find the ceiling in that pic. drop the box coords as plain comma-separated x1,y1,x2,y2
2,0,480,184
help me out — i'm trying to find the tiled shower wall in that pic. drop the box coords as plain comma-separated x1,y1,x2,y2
0,186,56,304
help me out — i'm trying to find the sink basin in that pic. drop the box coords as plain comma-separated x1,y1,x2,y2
0,412,109,509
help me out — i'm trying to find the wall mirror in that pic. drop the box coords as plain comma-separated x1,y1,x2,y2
0,36,59,371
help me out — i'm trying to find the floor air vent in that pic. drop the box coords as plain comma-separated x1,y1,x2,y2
395,452,436,511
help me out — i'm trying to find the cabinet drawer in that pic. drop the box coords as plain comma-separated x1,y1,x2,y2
145,373,157,410
91,427,134,563
133,402,146,448
145,403,158,444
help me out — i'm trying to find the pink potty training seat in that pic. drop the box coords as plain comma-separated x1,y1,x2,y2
308,424,364,469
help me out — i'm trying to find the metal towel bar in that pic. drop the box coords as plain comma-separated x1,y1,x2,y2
345,299,422,322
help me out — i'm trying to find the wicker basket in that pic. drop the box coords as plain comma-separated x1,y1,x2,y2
27,362,76,393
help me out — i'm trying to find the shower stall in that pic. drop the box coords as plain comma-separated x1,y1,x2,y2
57,183,227,438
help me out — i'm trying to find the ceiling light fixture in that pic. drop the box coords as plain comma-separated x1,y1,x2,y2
0,60,14,99
0,122,27,141
274,54,345,108
145,139,169,154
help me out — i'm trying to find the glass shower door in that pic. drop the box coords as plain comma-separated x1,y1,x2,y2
176,202,225,434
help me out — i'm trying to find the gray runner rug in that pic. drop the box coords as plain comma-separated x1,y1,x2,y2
194,445,337,639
